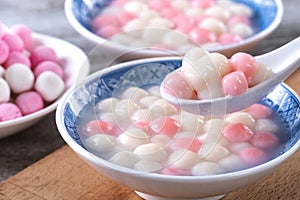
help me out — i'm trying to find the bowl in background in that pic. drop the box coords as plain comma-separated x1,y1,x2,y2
56,57,300,200
65,0,284,59
0,33,90,139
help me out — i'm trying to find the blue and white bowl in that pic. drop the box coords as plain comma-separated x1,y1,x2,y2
65,0,284,59
56,57,300,200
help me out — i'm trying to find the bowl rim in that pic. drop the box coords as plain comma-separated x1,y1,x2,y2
64,0,284,56
0,33,90,135
56,56,300,182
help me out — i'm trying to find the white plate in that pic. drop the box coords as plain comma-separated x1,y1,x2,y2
0,33,90,138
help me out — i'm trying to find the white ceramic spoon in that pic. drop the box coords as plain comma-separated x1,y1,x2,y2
161,37,300,116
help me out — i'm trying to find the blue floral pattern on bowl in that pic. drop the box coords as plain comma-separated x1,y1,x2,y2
63,58,300,154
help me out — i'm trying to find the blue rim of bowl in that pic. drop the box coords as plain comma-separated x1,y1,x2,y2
56,56,300,181
64,0,284,56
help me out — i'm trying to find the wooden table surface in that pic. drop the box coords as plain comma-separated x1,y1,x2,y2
0,0,300,199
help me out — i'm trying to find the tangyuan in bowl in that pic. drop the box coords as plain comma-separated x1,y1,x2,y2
65,0,283,58
0,23,89,138
56,57,300,200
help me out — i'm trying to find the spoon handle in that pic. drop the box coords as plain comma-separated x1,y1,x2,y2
256,37,300,81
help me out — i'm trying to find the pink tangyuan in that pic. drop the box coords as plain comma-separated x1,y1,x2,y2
148,0,171,11
0,40,10,64
218,33,242,45
30,45,59,67
91,15,120,30
168,138,202,153
117,12,136,25
10,24,34,50
0,103,22,122
192,0,216,9
161,7,179,18
2,32,24,52
227,15,251,26
244,104,273,119
4,51,31,69
172,14,196,28
161,69,195,99
188,27,217,45
149,116,181,138
15,91,44,115
222,122,254,143
33,61,64,79
222,71,248,96
161,166,191,176
82,119,113,137
239,146,267,166
230,52,258,77
251,131,279,149
96,25,122,38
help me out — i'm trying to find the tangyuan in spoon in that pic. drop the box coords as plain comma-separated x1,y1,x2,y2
160,37,300,116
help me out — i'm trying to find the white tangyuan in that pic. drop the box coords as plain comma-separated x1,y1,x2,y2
117,128,149,151
134,160,163,172
124,1,149,14
219,155,247,171
0,65,5,77
146,85,161,97
120,87,149,103
149,99,178,116
150,134,171,147
148,17,174,29
182,54,224,99
139,96,159,107
163,31,190,48
225,112,256,129
229,23,254,38
179,111,205,134
229,142,251,153
229,3,253,17
138,10,160,22
205,5,231,21
191,162,224,175
171,0,191,12
134,143,168,162
131,108,152,124
255,119,279,133
248,62,273,87
96,97,119,113
34,71,65,102
209,52,231,76
174,131,198,139
111,33,136,45
0,77,10,102
203,144,230,162
113,99,140,128
182,47,208,68
200,18,227,36
185,8,204,18
97,112,116,127
200,119,226,158
109,151,140,168
5,63,34,94
168,149,200,170
85,134,116,153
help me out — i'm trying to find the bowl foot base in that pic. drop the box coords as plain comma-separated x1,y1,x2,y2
135,191,225,200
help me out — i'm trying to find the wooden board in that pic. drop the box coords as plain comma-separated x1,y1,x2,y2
0,146,299,200
1,69,300,200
